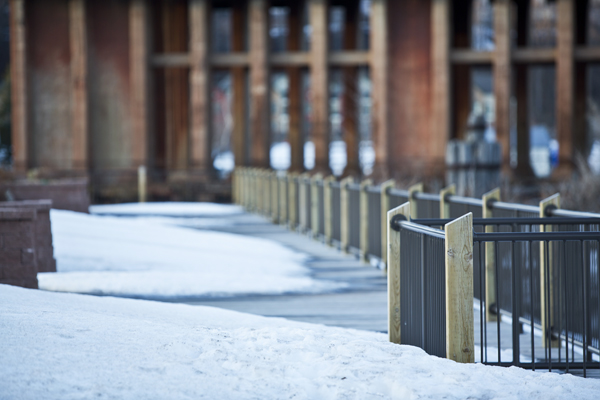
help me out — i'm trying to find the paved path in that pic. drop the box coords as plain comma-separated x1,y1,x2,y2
185,212,388,332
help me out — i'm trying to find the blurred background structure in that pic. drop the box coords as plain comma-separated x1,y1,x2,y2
3,0,600,202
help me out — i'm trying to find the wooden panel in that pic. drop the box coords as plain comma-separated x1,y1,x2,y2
189,0,210,170
309,0,329,173
387,201,410,344
249,0,269,167
370,0,389,178
129,0,148,169
9,0,27,172
555,0,574,175
493,0,511,168
359,178,372,262
430,0,451,165
340,176,353,252
445,212,474,363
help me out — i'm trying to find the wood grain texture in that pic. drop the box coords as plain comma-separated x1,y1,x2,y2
380,179,395,267
539,193,561,348
408,182,424,220
70,0,88,171
360,179,373,262
439,184,455,219
482,187,500,322
445,212,474,363
387,202,410,344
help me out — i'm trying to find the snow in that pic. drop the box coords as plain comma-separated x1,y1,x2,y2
90,202,244,217
38,210,343,299
2,284,599,400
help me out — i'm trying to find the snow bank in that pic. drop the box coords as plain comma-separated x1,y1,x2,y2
2,285,599,400
38,210,342,298
90,202,243,217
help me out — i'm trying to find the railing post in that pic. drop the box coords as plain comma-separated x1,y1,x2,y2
380,179,395,269
250,168,256,212
279,172,288,225
263,169,271,216
445,212,474,363
323,175,335,245
408,182,424,220
340,176,354,252
540,193,561,349
482,187,500,322
387,202,410,344
311,173,323,239
439,184,455,219
242,168,248,209
271,171,279,223
298,173,309,232
360,179,372,263
288,172,298,230
138,165,147,203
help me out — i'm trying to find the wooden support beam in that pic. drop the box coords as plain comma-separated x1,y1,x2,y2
70,0,88,171
249,0,269,168
380,179,395,267
439,184,455,219
232,3,246,167
189,0,210,171
370,0,389,179
445,212,474,363
430,0,451,167
129,0,148,169
359,178,372,263
555,0,575,176
9,0,27,173
298,173,310,230
493,0,512,170
574,47,600,61
387,202,410,344
482,187,500,323
539,193,561,349
309,0,329,173
329,51,369,66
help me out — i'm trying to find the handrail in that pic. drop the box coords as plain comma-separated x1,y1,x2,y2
473,230,600,241
412,191,440,201
414,216,600,227
548,208,600,219
394,220,445,239
488,200,539,214
388,188,409,197
445,195,483,207
366,185,381,194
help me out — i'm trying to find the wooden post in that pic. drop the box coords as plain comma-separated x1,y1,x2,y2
323,175,335,245
493,0,512,169
271,171,279,223
288,173,298,229
298,173,308,231
408,182,424,220
387,202,410,344
360,179,372,263
9,0,28,173
380,179,395,268
138,165,147,203
445,212,474,363
340,176,354,252
249,169,256,211
309,0,329,173
482,187,500,322
279,173,288,225
430,0,451,165
249,0,269,167
540,193,561,349
555,0,574,176
189,0,210,171
439,184,456,219
311,173,323,238
70,0,88,171
370,0,389,178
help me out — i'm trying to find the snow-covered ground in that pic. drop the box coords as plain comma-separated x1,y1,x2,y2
38,209,342,299
2,285,599,400
90,202,244,217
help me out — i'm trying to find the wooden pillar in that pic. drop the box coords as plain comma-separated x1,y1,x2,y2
387,202,410,344
359,178,372,262
324,175,335,244
430,0,451,167
343,0,360,177
340,176,353,252
189,0,211,172
555,0,575,176
9,0,27,173
309,0,329,173
370,0,389,179
540,193,561,348
249,0,269,168
232,3,246,167
288,1,304,172
493,0,512,170
380,179,395,267
130,0,148,169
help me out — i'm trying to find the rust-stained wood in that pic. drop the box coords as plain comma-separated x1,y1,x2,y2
70,0,88,171
430,0,450,166
555,0,574,175
445,212,474,363
343,0,360,177
288,1,303,172
493,0,511,169
482,187,500,323
539,193,561,349
189,0,210,170
10,0,27,172
309,0,329,173
370,0,389,178
387,202,410,344
232,3,246,167
129,0,148,169
249,0,269,168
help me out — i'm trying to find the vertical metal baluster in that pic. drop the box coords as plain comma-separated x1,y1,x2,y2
496,240,501,364
563,240,569,373
480,240,484,364
545,240,552,371
420,233,426,351
530,239,535,370
583,240,588,378
511,239,520,366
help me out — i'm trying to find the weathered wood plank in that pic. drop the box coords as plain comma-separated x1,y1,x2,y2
445,212,474,363
387,202,410,344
